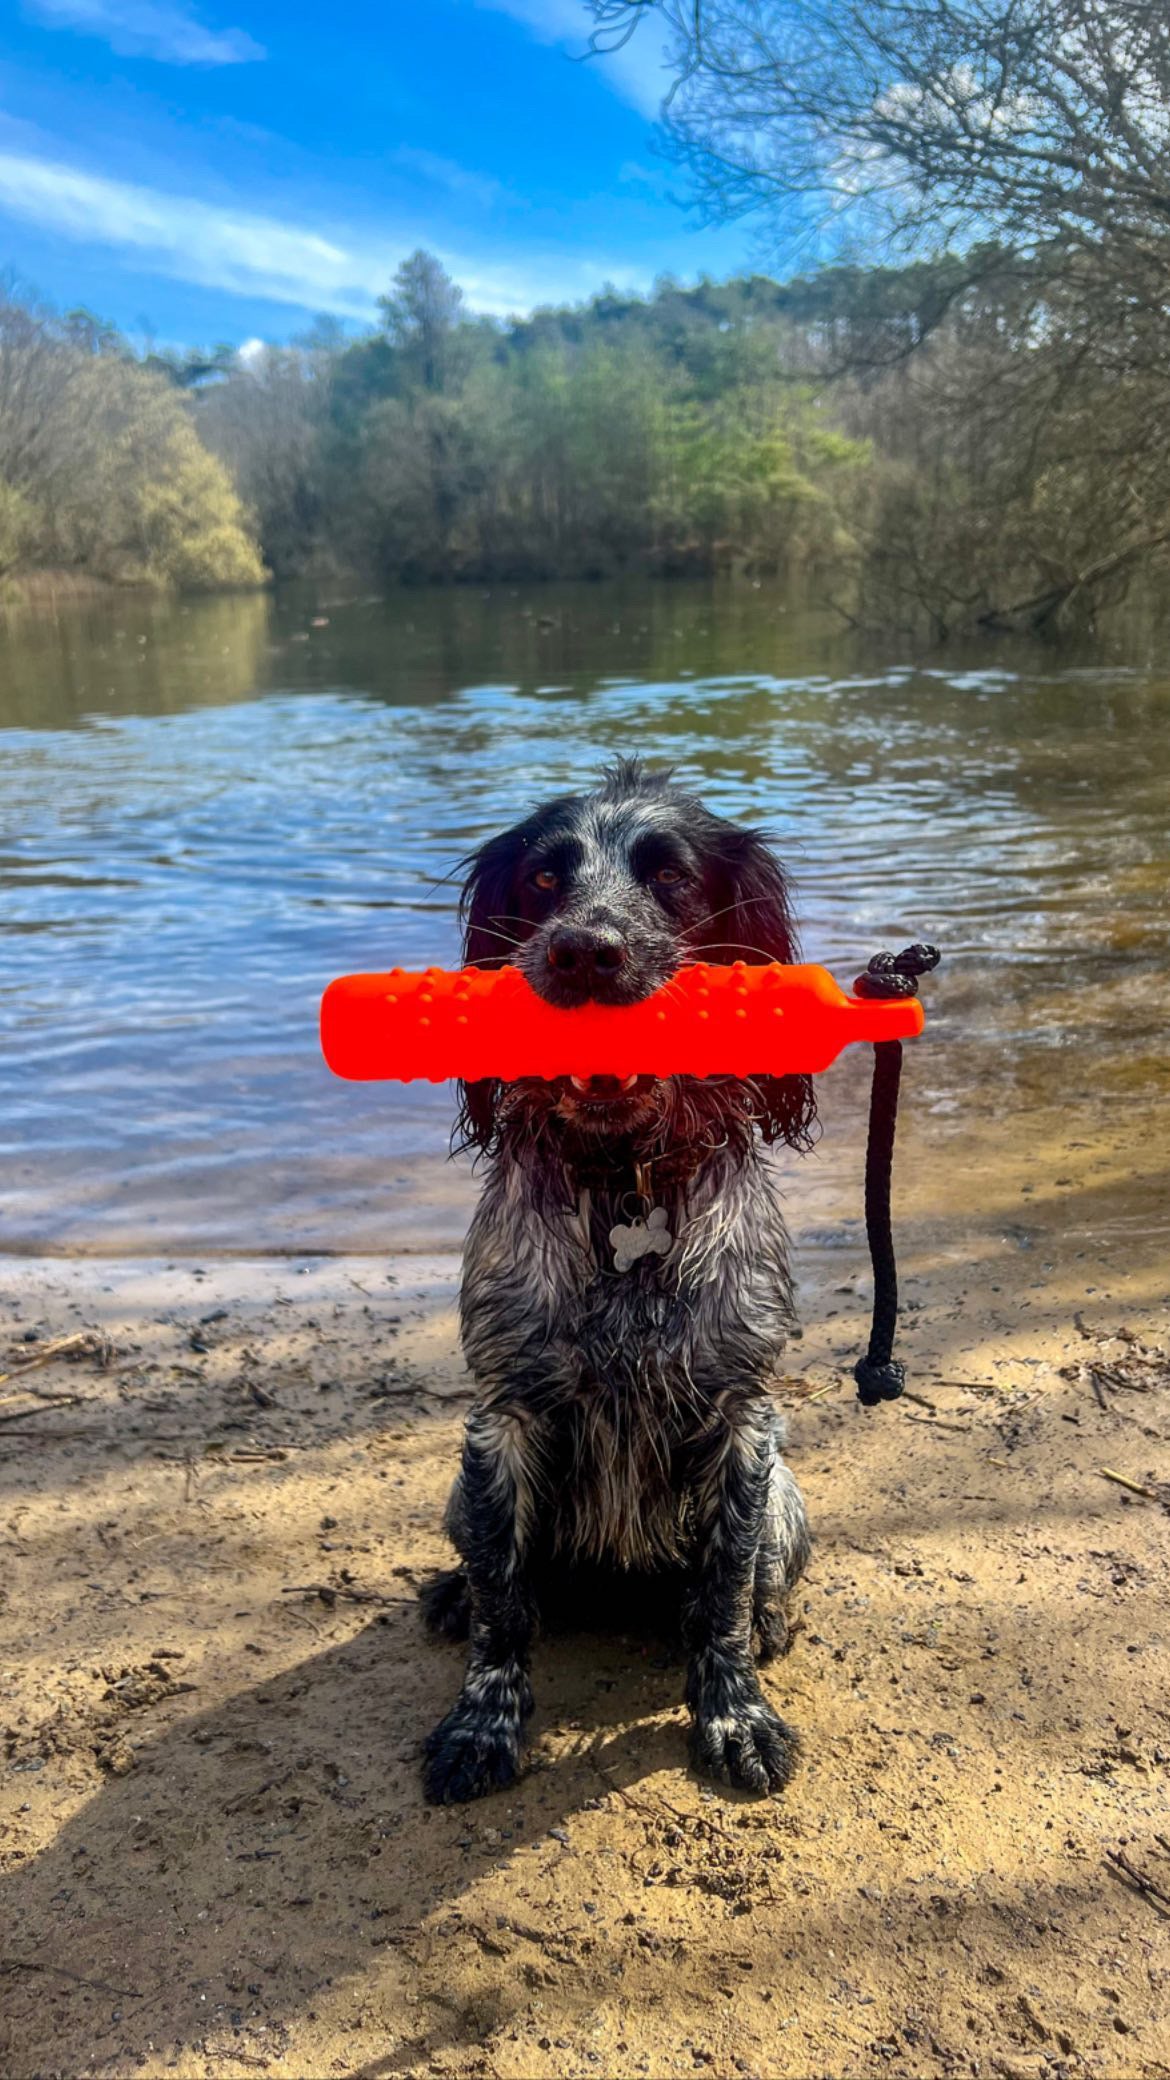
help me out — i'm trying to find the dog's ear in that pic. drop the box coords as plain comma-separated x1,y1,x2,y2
706,826,818,1153
452,1074,502,1159
453,830,522,1158
705,825,800,968
460,829,523,971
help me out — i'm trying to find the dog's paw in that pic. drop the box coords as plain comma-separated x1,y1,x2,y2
423,1700,526,1804
689,1689,800,1795
419,1567,471,1641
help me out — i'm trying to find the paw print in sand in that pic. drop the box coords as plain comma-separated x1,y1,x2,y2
609,1205,673,1272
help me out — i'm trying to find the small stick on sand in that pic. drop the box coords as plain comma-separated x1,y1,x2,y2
589,1741,693,1826
0,1392,84,1423
931,1377,1004,1391
1105,1846,1170,1911
1099,1466,1159,1501
904,1412,972,1433
804,1379,839,1403
0,1957,143,1999
0,1331,112,1386
279,1582,411,1608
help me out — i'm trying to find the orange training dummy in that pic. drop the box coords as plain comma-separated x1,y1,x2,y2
320,959,925,1085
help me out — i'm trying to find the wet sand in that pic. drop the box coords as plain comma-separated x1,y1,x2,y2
3,1126,1169,2079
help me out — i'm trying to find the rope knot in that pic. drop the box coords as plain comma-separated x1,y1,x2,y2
854,1354,907,1406
854,943,940,1000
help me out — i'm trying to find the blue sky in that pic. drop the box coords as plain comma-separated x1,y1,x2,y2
0,0,756,346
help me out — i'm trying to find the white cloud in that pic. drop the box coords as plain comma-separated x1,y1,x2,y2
0,145,643,318
25,0,263,65
472,0,671,118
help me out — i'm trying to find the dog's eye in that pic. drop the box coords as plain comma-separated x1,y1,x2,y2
531,868,559,892
653,865,684,887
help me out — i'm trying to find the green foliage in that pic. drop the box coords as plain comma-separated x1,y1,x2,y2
126,413,266,590
22,244,1153,630
0,284,266,592
198,255,870,585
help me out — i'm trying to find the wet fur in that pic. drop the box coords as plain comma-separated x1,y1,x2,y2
422,760,813,1803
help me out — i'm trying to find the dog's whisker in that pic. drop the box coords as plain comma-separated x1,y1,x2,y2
467,923,525,950
685,938,793,966
684,891,790,935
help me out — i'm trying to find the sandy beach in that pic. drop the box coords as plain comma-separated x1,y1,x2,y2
2,1168,1168,2079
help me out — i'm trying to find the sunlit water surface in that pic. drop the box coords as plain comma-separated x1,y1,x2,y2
1,583,1166,1261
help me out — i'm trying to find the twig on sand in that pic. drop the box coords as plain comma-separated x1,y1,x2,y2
803,1379,840,1403
0,1331,113,1386
931,1376,1003,1392
1099,1466,1159,1501
589,1739,694,1825
1105,1847,1170,1912
0,1393,85,1423
279,1582,412,1609
0,1957,143,1999
904,1411,972,1433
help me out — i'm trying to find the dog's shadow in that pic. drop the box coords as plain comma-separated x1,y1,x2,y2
1,1594,715,2074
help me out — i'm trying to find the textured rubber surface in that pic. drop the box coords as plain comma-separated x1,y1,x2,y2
320,961,925,1083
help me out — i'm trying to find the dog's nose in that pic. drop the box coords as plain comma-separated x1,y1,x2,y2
547,923,628,981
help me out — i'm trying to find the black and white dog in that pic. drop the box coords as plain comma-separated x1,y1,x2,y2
422,759,814,1803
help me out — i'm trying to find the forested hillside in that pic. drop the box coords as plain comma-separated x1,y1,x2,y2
193,243,1170,634
192,252,870,590
4,235,1166,635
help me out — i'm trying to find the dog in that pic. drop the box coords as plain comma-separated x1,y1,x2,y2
421,758,815,1803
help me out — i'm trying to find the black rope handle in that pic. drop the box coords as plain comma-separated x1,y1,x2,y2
851,944,940,1408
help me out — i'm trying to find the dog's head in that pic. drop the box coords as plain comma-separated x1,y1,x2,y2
455,758,816,1157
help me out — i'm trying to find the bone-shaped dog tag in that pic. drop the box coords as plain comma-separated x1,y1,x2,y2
609,1204,672,1272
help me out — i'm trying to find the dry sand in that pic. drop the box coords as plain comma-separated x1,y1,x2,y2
2,1146,1169,2079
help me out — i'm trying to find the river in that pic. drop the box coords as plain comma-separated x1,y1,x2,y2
1,581,1166,1302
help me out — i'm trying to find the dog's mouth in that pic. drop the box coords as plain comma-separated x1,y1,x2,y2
558,1072,658,1114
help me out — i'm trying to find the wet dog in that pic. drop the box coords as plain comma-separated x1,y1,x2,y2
421,759,814,1802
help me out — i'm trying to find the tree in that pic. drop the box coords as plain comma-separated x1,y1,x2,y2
179,261,873,586
199,343,329,578
357,390,490,579
378,250,468,394
0,282,265,590
587,4,1170,285
586,1,1170,628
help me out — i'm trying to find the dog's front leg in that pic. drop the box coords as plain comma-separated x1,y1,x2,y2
685,1401,800,1794
423,1405,538,1804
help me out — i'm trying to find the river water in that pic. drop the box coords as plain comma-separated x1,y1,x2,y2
1,581,1167,1275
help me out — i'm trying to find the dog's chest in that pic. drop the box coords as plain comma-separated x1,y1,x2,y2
553,1387,685,1567
461,1162,794,1570
548,1240,710,1569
